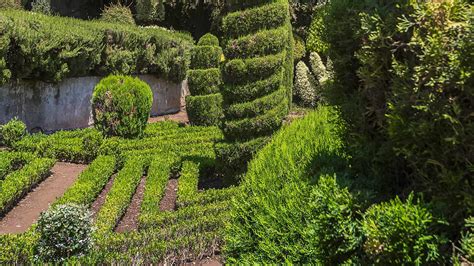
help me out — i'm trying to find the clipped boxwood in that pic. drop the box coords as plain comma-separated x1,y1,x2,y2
197,33,220,46
0,117,26,147
190,46,223,69
221,71,283,103
225,88,286,119
186,94,223,127
91,75,153,139
187,68,221,95
222,53,285,84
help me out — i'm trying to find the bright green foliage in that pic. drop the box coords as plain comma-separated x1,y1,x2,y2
186,33,224,126
100,3,135,25
0,158,55,215
0,230,38,264
460,217,474,262
177,161,199,207
361,195,443,264
31,0,51,15
306,4,329,56
92,75,153,139
0,9,192,83
224,107,350,263
94,156,147,235
293,33,306,62
218,0,293,177
0,118,26,147
36,204,93,262
197,33,219,46
186,94,223,126
0,151,35,180
54,156,116,207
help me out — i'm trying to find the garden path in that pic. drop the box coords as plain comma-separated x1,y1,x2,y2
0,162,87,234
115,176,147,233
160,179,178,211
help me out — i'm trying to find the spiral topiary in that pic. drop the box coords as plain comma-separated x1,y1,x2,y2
91,75,152,138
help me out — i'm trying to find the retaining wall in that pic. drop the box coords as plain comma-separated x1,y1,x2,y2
0,75,188,132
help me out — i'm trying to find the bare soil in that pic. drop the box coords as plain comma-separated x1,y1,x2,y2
115,176,146,233
91,174,116,218
160,179,178,211
0,162,87,234
149,109,189,125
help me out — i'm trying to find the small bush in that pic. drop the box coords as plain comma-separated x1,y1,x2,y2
293,34,306,63
81,130,103,162
294,61,318,107
361,194,443,264
187,69,221,95
309,52,328,84
31,0,51,15
186,94,223,126
190,46,222,69
35,204,93,262
0,118,26,147
91,75,153,139
100,3,135,25
197,33,219,46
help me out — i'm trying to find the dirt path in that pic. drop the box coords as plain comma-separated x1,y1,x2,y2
91,174,116,218
149,110,189,124
0,162,87,234
160,179,178,211
115,176,146,233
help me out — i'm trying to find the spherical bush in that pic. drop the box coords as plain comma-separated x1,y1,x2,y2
92,75,153,138
35,204,93,262
0,117,26,147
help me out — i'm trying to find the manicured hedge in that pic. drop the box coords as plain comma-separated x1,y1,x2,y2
186,34,224,127
54,156,116,207
0,152,36,180
218,0,293,178
0,10,193,84
177,161,200,207
187,69,221,95
0,158,56,216
186,94,223,127
95,156,147,235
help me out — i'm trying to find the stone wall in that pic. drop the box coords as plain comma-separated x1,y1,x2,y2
0,75,187,132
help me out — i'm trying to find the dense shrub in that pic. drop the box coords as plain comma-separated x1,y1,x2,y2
35,204,93,262
224,107,351,263
361,195,443,264
135,0,165,23
460,217,474,262
100,3,135,25
0,9,192,83
293,33,306,62
0,0,21,9
186,94,223,127
92,75,153,139
294,61,318,107
0,118,26,147
306,4,328,56
186,33,223,126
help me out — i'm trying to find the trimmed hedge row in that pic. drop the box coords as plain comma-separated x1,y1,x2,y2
186,94,224,127
94,156,147,235
225,88,286,119
222,53,286,84
53,156,116,207
186,34,224,127
139,155,179,229
0,158,56,216
177,161,200,207
221,71,283,103
0,10,193,84
0,152,36,180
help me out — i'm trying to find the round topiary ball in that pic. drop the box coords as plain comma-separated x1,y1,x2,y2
197,33,220,46
35,204,93,262
92,75,153,138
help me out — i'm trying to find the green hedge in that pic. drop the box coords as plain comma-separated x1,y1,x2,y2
187,68,221,95
0,158,56,216
197,33,219,46
177,161,200,207
94,156,147,235
186,94,223,127
221,71,283,103
224,27,289,60
222,53,286,84
0,10,193,84
54,156,116,207
189,46,223,69
224,88,286,119
221,1,287,38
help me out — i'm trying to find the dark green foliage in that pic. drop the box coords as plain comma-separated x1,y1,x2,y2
197,33,219,46
224,27,289,59
222,53,285,84
361,195,443,264
0,9,192,83
460,217,474,262
100,3,135,25
31,0,51,15
0,118,26,147
224,88,286,119
224,107,351,263
36,204,93,262
189,46,222,69
186,94,223,127
293,33,306,62
0,0,21,9
221,71,283,103
92,75,153,139
187,69,221,95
